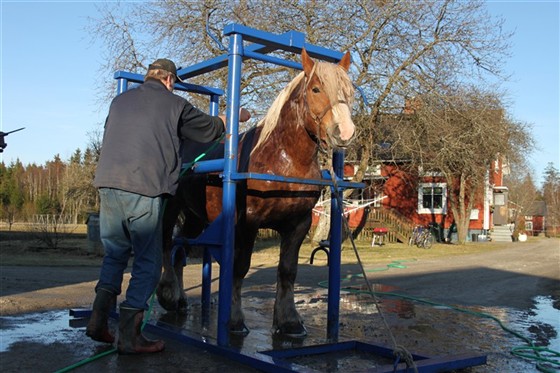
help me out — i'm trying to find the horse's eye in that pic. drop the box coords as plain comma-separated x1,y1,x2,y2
312,87,321,93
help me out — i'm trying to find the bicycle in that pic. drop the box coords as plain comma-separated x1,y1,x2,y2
408,225,422,246
409,225,434,249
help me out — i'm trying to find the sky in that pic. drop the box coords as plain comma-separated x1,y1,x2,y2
1,1,559,186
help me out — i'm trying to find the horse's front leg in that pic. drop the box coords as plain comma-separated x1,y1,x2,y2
273,216,310,337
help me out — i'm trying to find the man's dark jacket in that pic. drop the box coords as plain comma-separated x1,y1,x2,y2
94,78,224,197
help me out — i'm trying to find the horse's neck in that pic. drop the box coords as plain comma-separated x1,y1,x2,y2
248,95,319,175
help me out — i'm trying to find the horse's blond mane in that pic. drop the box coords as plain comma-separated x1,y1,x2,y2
252,60,354,153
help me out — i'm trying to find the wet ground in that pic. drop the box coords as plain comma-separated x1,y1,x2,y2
1,284,558,372
1,238,559,372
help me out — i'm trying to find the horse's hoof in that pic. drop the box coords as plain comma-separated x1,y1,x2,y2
230,322,250,336
158,311,188,325
177,298,188,315
275,323,307,338
156,292,188,314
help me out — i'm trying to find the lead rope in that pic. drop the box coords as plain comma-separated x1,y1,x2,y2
328,165,418,373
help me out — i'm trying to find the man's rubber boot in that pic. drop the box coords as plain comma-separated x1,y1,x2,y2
117,306,165,354
86,288,116,343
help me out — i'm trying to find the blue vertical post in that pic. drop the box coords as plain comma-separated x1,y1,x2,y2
116,78,128,94
202,93,221,320
217,33,243,346
327,150,344,341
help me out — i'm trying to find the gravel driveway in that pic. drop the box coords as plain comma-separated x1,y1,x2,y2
1,238,558,372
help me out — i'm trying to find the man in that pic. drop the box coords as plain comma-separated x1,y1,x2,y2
86,58,250,354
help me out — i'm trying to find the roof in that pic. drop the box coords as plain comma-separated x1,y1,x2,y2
524,201,547,216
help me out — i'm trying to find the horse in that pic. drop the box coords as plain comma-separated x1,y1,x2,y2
156,48,355,337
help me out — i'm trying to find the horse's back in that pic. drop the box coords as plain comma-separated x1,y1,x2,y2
177,129,259,230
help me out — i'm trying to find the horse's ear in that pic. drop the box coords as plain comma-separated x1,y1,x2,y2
301,48,315,77
339,51,351,71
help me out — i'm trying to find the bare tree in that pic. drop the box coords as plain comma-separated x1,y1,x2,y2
88,0,516,242
505,168,540,235
61,149,98,224
88,1,511,119
542,163,560,237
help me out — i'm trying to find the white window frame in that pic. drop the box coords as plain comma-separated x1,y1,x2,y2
418,166,444,177
418,182,447,214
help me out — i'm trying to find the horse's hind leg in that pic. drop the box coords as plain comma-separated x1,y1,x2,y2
273,216,310,337
156,195,188,314
229,228,258,335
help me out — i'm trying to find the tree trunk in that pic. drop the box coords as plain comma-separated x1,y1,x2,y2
449,172,476,245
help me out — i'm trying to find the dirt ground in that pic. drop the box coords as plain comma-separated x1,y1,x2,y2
0,235,559,372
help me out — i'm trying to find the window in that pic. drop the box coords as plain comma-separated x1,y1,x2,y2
418,183,447,214
494,193,505,206
372,190,385,208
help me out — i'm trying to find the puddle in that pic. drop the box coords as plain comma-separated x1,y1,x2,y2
0,310,73,352
513,295,559,351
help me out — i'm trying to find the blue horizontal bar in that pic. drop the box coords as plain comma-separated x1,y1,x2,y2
113,71,224,96
177,39,281,79
262,340,359,358
176,54,228,80
243,51,302,70
146,322,315,373
191,159,224,173
223,23,343,63
232,172,364,189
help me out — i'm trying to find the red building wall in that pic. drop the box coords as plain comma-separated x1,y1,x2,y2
379,164,485,230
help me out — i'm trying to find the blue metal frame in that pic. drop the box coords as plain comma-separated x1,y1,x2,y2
106,23,486,372
70,308,487,372
111,23,360,347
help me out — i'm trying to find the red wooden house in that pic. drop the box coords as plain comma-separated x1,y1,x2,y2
311,154,512,244
523,201,546,236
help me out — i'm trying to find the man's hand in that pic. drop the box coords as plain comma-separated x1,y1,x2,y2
239,107,251,122
218,108,251,129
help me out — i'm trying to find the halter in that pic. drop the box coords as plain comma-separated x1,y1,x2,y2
304,65,349,153
304,64,348,154
311,99,350,154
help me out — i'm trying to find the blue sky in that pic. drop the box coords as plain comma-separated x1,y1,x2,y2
1,1,559,186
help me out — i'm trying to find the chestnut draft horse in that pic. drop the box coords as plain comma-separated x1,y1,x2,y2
157,49,355,337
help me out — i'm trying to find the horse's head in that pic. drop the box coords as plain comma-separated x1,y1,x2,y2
301,48,355,150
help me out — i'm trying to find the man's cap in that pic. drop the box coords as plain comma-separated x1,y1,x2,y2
148,58,183,82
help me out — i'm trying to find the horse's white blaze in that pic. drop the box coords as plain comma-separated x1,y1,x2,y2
332,102,355,142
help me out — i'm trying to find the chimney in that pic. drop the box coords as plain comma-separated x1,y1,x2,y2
403,97,421,114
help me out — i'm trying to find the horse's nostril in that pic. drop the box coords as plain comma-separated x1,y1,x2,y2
331,124,354,143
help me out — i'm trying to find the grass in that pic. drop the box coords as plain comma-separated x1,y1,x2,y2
248,236,516,266
0,225,520,267
0,226,102,266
